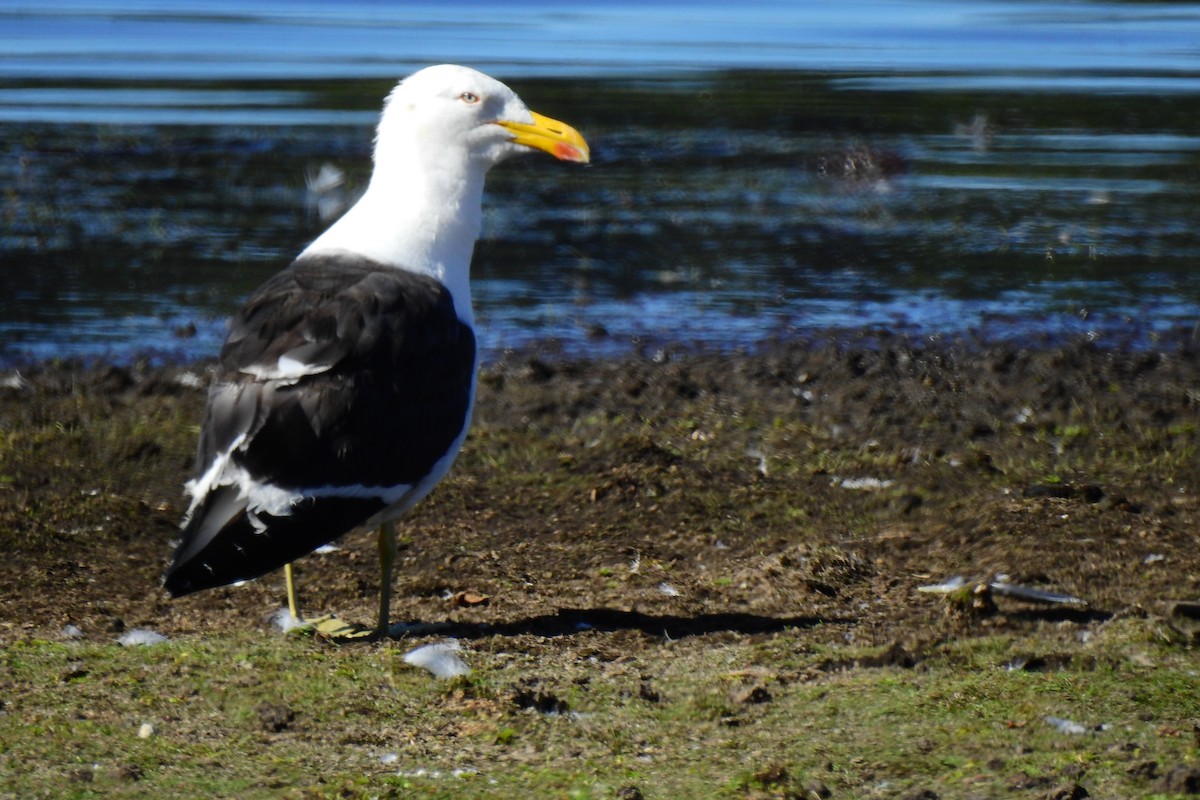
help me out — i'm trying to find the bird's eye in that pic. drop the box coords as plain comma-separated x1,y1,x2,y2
459,91,480,104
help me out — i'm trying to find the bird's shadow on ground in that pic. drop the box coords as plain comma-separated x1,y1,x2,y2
382,604,1113,643
390,607,850,641
1006,607,1111,625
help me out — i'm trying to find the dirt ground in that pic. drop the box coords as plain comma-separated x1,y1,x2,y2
2,329,1198,651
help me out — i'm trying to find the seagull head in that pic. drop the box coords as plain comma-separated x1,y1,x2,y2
303,65,588,291
375,64,590,172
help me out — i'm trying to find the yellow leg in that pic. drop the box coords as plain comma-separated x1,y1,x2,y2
284,557,374,641
284,562,300,620
375,522,398,639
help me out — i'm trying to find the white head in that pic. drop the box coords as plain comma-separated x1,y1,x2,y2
302,65,588,317
375,64,588,174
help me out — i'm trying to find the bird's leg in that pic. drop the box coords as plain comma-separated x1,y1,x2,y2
375,522,398,639
284,562,301,621
295,553,374,642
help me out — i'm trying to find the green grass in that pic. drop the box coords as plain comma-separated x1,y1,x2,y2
2,623,1198,799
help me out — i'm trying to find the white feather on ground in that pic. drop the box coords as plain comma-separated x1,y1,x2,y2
116,629,169,646
269,608,309,633
403,640,470,679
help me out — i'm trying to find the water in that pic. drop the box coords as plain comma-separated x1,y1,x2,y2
2,1,1199,366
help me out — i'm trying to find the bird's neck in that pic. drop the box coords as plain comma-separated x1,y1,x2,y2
302,151,485,323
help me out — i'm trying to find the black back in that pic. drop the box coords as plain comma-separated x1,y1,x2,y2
164,254,476,596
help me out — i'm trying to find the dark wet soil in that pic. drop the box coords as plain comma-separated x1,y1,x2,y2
1,331,1198,649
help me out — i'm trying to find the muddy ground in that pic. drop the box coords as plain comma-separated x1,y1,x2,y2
2,330,1198,651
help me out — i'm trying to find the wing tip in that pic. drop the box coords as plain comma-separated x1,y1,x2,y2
161,572,191,598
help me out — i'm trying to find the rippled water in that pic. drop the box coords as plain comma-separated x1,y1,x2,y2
2,1,1199,365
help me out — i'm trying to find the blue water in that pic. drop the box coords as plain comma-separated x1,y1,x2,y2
2,1,1199,365
6,1,1200,82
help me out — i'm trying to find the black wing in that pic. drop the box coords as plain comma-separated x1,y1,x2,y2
164,254,476,597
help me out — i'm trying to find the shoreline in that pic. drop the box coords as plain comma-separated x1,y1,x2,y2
4,317,1199,377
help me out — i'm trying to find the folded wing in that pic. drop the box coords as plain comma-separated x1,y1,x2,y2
164,253,477,596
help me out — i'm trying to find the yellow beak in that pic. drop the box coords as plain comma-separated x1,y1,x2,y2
495,111,590,164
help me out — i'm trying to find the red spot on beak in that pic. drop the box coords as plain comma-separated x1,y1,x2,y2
554,142,587,162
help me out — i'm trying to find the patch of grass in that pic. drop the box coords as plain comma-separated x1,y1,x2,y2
2,626,1198,799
